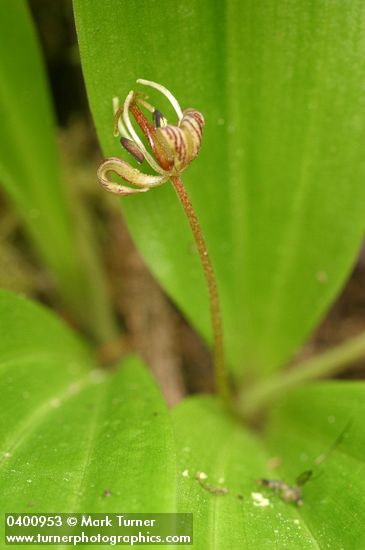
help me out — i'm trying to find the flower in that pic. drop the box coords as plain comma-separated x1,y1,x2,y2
97,79,205,196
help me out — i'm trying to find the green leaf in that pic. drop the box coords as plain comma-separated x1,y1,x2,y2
266,382,365,549
0,290,176,522
173,387,365,548
0,0,116,343
74,0,365,375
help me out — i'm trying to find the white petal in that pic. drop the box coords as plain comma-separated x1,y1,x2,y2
137,79,183,122
113,97,132,139
122,92,166,175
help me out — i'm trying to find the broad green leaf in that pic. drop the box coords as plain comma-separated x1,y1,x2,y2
74,0,365,375
0,290,176,535
0,0,116,343
173,388,365,548
266,382,365,550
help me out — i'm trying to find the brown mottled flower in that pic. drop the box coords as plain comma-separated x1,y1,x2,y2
97,81,230,402
97,79,205,196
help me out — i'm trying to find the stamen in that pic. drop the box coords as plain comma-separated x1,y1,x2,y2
113,97,132,139
123,91,166,175
153,110,167,128
136,97,155,113
120,137,144,164
137,79,183,122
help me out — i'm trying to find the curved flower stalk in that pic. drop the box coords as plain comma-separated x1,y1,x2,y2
97,80,230,403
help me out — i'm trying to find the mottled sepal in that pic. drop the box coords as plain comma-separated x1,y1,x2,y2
156,109,205,171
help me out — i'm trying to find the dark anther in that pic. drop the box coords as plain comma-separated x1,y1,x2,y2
153,109,167,129
120,137,144,164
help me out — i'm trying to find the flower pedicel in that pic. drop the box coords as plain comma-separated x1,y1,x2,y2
97,80,230,402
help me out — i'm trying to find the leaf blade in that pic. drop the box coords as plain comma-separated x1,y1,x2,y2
266,382,365,549
0,0,116,343
173,387,365,548
74,0,365,375
172,396,321,549
0,290,176,520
